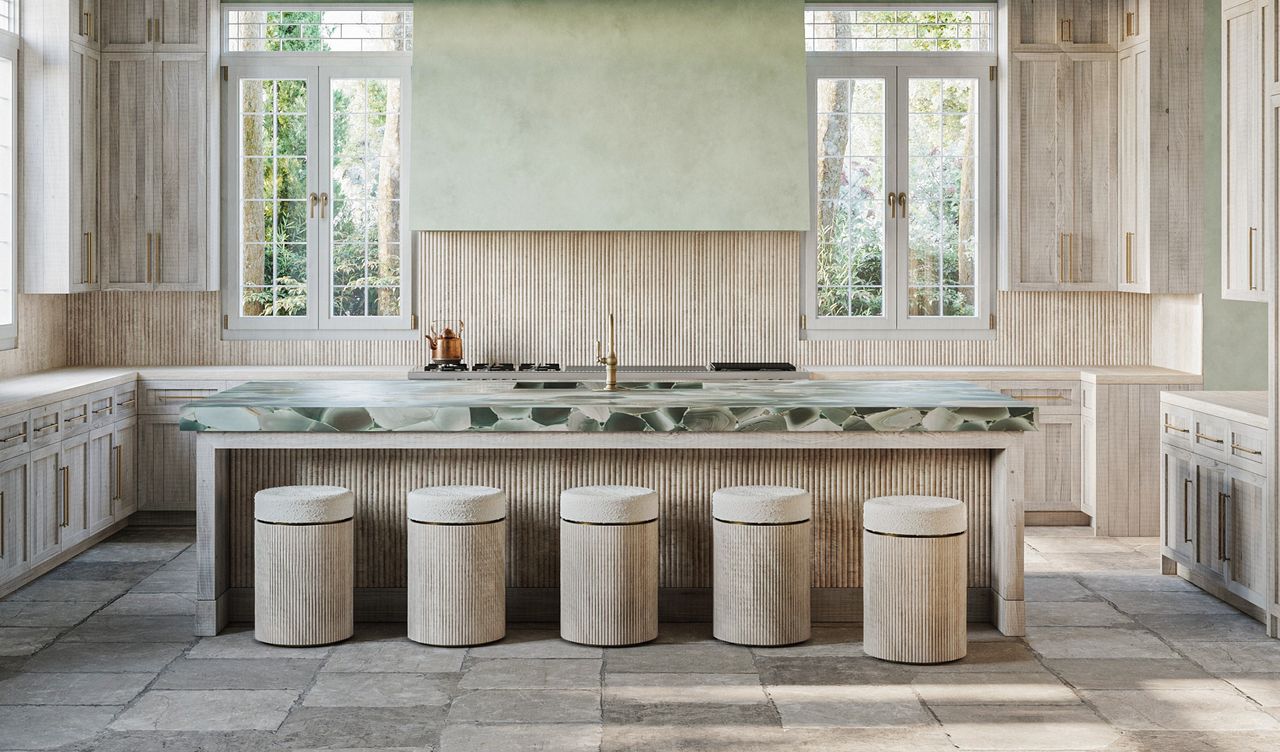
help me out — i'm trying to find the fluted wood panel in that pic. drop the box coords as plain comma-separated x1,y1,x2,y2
407,520,506,646
69,233,1152,367
713,520,811,646
254,520,354,646
226,448,991,591
560,519,659,646
0,296,69,378
864,531,967,664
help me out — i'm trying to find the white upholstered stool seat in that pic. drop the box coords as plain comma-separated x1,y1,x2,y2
254,485,354,647
407,486,508,647
863,495,967,664
712,486,812,646
560,485,659,646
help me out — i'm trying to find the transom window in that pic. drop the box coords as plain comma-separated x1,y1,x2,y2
804,7,994,52
225,8,413,53
221,5,412,340
804,5,995,338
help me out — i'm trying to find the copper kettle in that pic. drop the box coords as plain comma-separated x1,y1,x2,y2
425,319,464,363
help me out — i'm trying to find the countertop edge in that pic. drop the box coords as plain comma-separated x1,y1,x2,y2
1160,390,1269,429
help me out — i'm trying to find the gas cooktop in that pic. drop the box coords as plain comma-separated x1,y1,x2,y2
420,363,562,373
407,363,804,381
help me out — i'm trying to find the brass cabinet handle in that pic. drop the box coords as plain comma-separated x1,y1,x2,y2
1068,233,1076,282
1058,233,1066,281
63,411,88,425
896,192,906,218
89,232,95,285
887,194,896,219
1124,232,1134,283
1218,491,1230,562
111,445,121,503
117,398,136,408
1230,442,1263,456
1060,18,1072,42
92,405,113,416
1125,11,1135,38
1,489,5,559
33,422,59,436
60,467,70,528
156,394,205,401
1195,431,1224,444
1182,478,1193,543
1164,419,1190,434
0,426,25,443
146,233,153,283
156,233,162,282
82,233,89,285
146,17,152,43
1248,227,1258,290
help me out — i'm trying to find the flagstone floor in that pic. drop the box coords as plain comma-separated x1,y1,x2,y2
1,526,1279,751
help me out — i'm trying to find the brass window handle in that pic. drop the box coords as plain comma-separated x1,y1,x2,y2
896,192,906,218
1163,422,1190,434
310,192,319,218
1194,432,1224,444
1231,442,1263,456
887,194,896,220
320,192,329,219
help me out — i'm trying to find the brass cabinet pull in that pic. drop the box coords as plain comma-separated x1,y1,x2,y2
1218,491,1230,562
146,17,152,43
117,398,136,408
1067,233,1076,282
1,489,5,559
896,192,906,218
887,194,896,219
82,233,89,284
1182,478,1193,543
92,405,112,416
156,394,204,401
1125,11,1135,38
0,425,25,443
155,233,162,282
1060,18,1072,42
1163,418,1190,434
1230,442,1263,456
89,232,95,285
146,233,153,282
111,445,121,503
1195,431,1224,444
60,467,70,528
1058,233,1066,281
33,422,59,436
1247,227,1258,290
63,411,88,426
1124,232,1134,283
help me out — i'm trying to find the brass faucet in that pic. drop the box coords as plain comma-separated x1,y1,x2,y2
595,313,619,391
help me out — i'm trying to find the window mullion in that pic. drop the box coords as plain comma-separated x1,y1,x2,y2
892,66,910,330
314,66,330,330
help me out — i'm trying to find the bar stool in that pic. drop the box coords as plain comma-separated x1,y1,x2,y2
254,485,354,646
559,485,659,646
712,485,812,646
407,485,507,646
863,495,967,664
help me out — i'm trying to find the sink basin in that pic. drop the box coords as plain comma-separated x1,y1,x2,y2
512,381,705,391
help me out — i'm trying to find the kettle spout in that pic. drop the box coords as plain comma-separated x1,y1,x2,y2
424,333,438,349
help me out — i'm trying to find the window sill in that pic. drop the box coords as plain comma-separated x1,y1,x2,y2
801,328,996,342
221,328,420,342
0,336,15,352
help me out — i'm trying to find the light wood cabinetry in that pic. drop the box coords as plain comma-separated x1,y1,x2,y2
28,445,65,569
1224,0,1268,301
72,0,99,46
0,456,26,583
989,381,1084,516
136,381,224,512
1014,0,1118,49
1118,0,1147,48
102,0,205,53
1160,392,1270,622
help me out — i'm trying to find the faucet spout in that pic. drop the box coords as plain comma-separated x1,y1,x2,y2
595,313,619,391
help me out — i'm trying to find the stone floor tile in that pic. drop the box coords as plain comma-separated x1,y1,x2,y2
1133,613,1271,643
1027,527,1097,538
1078,573,1203,593
461,658,601,689
912,671,1080,705
1102,591,1243,616
128,568,196,594
1102,730,1280,752
0,601,103,628
1029,538,1141,554
1025,627,1180,660
749,626,864,657
322,638,465,673
650,623,718,644
439,722,602,752
604,672,767,705
601,724,956,751
755,655,914,686
110,527,195,544
766,684,933,728
1025,576,1102,603
22,642,185,673
467,629,602,659
153,658,323,690
1044,658,1227,691
1028,602,1135,627
0,628,61,657
932,703,1120,750
912,640,1048,673
98,593,195,616
72,541,190,563
448,689,601,723
153,550,197,572
0,705,120,750
0,671,152,705
1082,689,1280,731
1221,674,1280,707
43,560,163,582
602,697,779,726
110,689,299,732
186,628,334,660
1036,554,1164,573
604,643,757,673
62,730,283,752
62,614,194,643
276,706,445,750
303,672,452,708
1176,641,1280,674
4,579,132,603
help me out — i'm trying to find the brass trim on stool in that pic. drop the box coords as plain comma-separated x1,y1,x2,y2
865,529,965,539
713,517,811,527
410,517,506,527
255,516,354,527
561,517,658,527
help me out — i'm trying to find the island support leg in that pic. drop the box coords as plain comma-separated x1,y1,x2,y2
990,444,1026,636
195,437,230,636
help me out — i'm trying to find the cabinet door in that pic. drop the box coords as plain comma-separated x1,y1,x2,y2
1080,413,1097,517
154,54,207,289
1061,0,1116,45
1012,54,1068,287
59,434,91,550
1064,54,1117,288
68,47,91,292
1117,47,1138,288
113,420,138,517
72,0,99,46
1017,0,1065,46
100,0,152,51
1022,415,1083,513
155,0,206,52
0,456,27,584
1194,460,1226,571
81,51,100,289
1223,1,1266,301
1223,467,1267,606
101,54,152,288
138,415,197,511
87,426,114,534
28,446,63,568
1120,0,1148,46
1161,446,1196,564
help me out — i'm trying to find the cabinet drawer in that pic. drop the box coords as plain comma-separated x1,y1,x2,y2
88,389,116,430
0,411,28,463
59,396,92,438
993,381,1080,415
141,382,226,414
113,384,138,421
1228,423,1267,469
1191,412,1230,460
1160,404,1194,447
30,406,62,449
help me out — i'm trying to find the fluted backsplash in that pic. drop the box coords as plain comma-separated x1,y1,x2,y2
69,231,1153,367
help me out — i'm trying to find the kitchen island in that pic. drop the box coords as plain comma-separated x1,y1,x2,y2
182,379,1035,637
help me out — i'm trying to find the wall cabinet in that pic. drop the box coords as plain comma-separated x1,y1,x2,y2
1015,0,1118,49
101,53,208,290
1118,0,1147,48
101,0,206,53
1223,0,1268,301
72,0,99,46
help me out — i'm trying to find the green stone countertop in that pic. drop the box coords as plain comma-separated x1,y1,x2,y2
178,379,1037,433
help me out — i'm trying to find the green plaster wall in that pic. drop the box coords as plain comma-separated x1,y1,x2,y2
410,0,810,230
1202,0,1268,389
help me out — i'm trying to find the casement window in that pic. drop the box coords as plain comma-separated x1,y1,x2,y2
220,6,413,340
0,20,16,349
803,6,996,339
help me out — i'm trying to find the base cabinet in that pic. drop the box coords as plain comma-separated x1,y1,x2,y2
1222,467,1268,605
1162,445,1197,564
138,415,196,511
0,457,27,583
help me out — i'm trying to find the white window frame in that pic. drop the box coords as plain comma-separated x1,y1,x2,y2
803,5,997,341
220,5,414,341
0,28,16,350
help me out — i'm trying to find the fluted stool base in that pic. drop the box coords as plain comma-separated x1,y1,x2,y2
863,530,967,664
254,519,353,646
560,520,658,646
408,519,506,646
713,519,811,646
